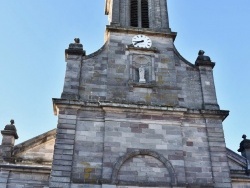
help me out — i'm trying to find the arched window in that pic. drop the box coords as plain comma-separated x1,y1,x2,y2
130,0,149,28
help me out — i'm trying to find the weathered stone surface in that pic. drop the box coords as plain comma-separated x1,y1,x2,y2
1,0,246,188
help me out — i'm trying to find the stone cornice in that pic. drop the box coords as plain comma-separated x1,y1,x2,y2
231,170,250,181
52,98,229,120
1,130,18,139
126,45,160,53
106,25,177,39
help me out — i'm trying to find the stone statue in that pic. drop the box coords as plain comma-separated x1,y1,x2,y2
238,134,248,152
139,66,146,83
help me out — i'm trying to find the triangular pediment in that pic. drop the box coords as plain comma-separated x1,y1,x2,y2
227,147,247,170
12,129,56,166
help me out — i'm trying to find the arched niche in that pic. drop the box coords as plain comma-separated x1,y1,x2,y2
131,55,152,83
111,149,177,186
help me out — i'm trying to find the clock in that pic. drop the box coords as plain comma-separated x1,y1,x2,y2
132,35,152,48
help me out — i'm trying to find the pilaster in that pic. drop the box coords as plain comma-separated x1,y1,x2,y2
49,105,78,188
61,38,85,100
0,170,10,188
195,50,219,110
205,117,232,188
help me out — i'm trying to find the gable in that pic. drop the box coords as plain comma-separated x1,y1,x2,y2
227,148,247,170
12,129,56,166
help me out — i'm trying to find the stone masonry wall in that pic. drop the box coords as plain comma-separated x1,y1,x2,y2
72,106,105,183
0,170,50,188
49,101,230,187
79,47,108,101
101,107,216,186
175,54,203,109
50,107,78,187
78,31,204,110
117,155,171,184
15,139,55,166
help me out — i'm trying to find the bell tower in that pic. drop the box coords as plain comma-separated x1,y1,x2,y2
105,0,170,31
50,0,232,187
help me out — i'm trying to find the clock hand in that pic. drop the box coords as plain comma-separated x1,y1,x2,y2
133,40,144,45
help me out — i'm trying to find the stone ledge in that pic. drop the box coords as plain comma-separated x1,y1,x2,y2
0,164,51,173
231,170,250,181
106,25,177,40
126,45,159,53
128,81,181,91
53,98,229,120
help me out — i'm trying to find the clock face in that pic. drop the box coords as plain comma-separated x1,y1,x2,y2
132,35,152,48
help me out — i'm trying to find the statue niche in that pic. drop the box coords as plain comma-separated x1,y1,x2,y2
131,55,152,83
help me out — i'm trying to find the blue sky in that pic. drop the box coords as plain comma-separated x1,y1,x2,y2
0,0,249,153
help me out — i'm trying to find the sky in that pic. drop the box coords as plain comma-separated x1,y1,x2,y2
0,0,249,153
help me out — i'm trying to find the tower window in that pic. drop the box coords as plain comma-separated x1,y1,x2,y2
130,0,138,27
141,0,149,28
130,0,149,28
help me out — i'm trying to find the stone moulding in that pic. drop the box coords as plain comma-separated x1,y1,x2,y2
52,99,229,121
106,25,177,40
0,164,51,173
111,149,177,186
126,45,160,53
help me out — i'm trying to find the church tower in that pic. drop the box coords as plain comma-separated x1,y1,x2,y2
105,0,170,31
50,0,232,187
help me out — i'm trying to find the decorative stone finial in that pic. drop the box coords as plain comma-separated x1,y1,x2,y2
0,120,19,163
195,50,215,68
65,38,86,56
2,119,18,139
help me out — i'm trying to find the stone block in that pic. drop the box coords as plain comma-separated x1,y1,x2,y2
102,184,116,188
53,154,73,161
49,182,70,187
57,129,76,135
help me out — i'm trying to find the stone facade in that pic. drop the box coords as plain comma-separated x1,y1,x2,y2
0,0,250,188
0,128,55,188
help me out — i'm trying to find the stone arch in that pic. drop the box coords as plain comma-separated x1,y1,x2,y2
133,55,151,65
111,149,177,185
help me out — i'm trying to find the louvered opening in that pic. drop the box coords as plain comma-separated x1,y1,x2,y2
141,0,149,28
130,0,138,27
